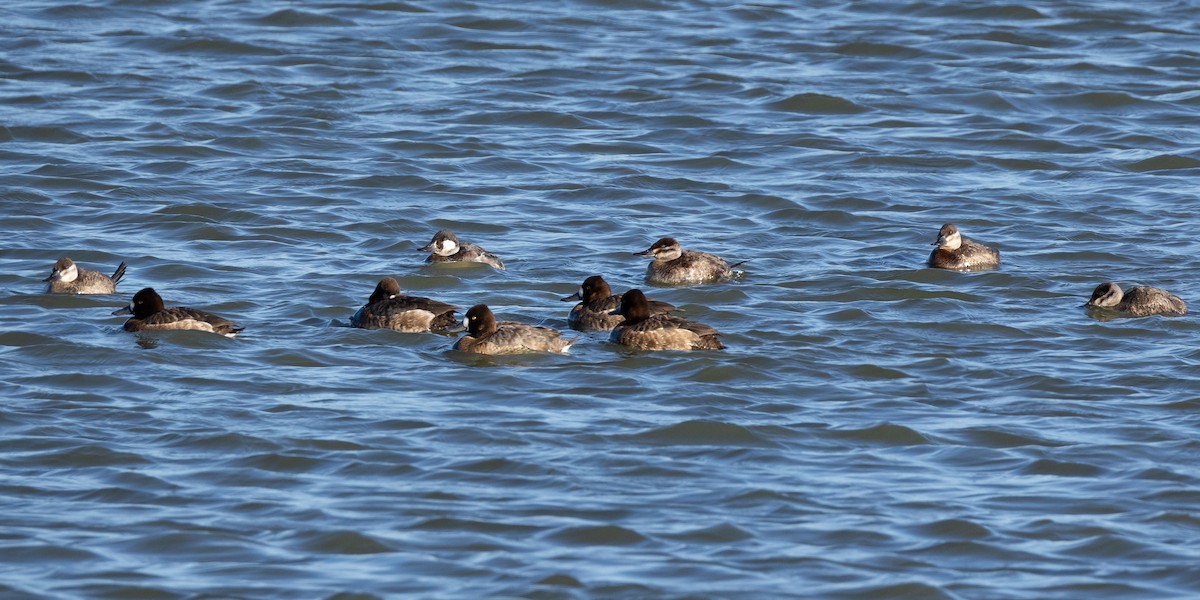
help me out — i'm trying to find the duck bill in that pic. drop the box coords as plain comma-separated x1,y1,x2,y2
42,271,58,282
633,249,653,257
560,292,582,302
418,243,434,252
112,305,133,316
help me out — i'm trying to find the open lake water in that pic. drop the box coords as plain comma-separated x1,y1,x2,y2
2,0,1199,597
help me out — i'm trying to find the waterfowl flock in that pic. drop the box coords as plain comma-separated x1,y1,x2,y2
41,223,1187,354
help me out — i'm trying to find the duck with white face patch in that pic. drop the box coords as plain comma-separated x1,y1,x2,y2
635,237,739,286
43,257,127,294
927,223,1000,271
419,229,505,270
1085,282,1186,318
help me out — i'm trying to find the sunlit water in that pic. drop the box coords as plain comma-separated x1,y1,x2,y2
2,1,1199,597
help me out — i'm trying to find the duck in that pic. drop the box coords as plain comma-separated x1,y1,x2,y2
351,277,459,332
454,304,573,354
635,237,739,285
112,287,244,336
561,275,676,331
420,229,505,270
927,223,1000,271
44,257,127,294
609,289,724,351
1085,282,1186,317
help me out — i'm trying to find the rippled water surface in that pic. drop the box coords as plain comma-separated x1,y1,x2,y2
3,1,1200,597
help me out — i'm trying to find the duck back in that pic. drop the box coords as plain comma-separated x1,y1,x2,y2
611,314,724,351
647,251,732,285
353,295,457,332
928,238,1000,271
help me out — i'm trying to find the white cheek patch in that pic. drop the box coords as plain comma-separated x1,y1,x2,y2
462,316,470,330
437,239,458,255
61,265,79,282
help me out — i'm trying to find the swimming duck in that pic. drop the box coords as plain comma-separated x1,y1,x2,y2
350,277,459,332
112,287,244,336
927,223,1000,271
420,229,505,270
609,289,724,351
44,257,127,294
454,304,573,354
1085,282,1186,317
635,237,737,285
561,275,676,331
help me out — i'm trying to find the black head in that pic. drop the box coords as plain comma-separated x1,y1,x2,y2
463,304,497,337
368,277,402,305
615,288,652,324
113,287,165,318
580,275,612,302
561,275,612,303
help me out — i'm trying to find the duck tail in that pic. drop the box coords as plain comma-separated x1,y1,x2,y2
110,262,128,285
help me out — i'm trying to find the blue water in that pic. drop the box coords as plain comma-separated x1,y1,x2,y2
2,1,1200,597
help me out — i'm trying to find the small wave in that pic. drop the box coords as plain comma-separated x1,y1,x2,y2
296,530,392,555
909,518,993,540
1045,91,1157,110
414,517,539,535
832,42,940,60
462,110,595,129
548,524,648,546
919,4,1047,20
837,581,956,600
0,125,91,144
627,419,778,447
660,522,753,543
828,422,931,446
1123,154,1200,172
0,543,99,563
447,17,531,32
1020,458,1106,478
254,9,355,27
765,93,870,114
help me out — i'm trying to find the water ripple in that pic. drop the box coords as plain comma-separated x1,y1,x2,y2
2,0,1199,597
